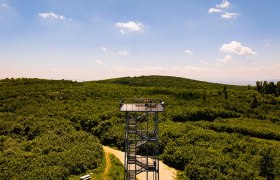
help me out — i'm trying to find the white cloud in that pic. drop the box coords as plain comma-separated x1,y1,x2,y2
221,12,240,19
218,54,233,64
209,0,240,20
184,50,193,55
101,47,107,51
208,8,223,13
39,12,65,20
38,12,72,22
96,60,103,65
118,51,130,56
216,0,230,9
115,21,144,34
220,41,257,56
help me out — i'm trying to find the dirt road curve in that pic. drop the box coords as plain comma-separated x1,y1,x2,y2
102,146,177,180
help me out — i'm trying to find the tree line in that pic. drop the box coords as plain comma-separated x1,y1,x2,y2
256,81,280,96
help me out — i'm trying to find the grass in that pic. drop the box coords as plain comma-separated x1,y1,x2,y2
107,154,124,180
89,153,123,180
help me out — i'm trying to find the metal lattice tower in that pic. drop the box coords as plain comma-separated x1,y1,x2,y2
119,98,165,180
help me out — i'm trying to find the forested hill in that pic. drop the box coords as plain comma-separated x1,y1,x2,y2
1,76,280,179
97,75,244,89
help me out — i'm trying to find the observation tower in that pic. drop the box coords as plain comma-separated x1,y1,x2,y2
119,98,165,180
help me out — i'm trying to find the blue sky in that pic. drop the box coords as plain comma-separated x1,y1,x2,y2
1,0,280,83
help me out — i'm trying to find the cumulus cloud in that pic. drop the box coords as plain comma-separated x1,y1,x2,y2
221,12,240,19
118,51,130,56
220,41,257,56
184,50,193,55
216,0,230,9
38,12,72,21
101,47,107,51
208,8,223,13
96,60,103,65
115,21,144,34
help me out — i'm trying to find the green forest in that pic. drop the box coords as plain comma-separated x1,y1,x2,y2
1,76,280,179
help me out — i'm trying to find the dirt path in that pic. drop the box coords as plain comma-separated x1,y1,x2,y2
103,149,111,180
102,146,177,180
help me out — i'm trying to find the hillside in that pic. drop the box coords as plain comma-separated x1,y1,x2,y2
1,76,280,179
98,75,244,89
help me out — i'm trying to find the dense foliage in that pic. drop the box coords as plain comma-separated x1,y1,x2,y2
0,79,103,179
1,76,280,179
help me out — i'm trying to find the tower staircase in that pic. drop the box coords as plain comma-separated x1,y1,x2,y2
126,113,157,179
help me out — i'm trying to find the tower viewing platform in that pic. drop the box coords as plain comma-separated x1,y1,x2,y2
119,98,165,112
